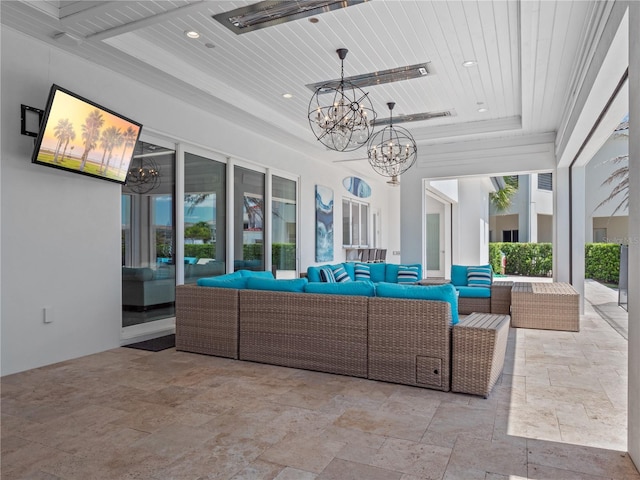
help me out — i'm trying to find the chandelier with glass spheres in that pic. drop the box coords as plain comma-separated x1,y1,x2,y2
308,48,376,152
367,102,417,186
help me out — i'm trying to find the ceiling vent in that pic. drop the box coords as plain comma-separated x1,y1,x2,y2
213,0,368,34
307,62,432,92
372,110,454,126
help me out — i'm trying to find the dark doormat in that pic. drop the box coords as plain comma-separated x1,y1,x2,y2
124,334,175,352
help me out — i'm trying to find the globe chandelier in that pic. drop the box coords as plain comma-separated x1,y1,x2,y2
308,48,376,152
126,157,160,194
367,102,417,186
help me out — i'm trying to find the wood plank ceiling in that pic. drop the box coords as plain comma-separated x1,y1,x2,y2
1,0,601,166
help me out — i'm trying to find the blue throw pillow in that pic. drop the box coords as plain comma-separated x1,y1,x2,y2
306,266,322,283
319,266,336,283
246,277,308,292
450,265,469,286
375,282,459,325
354,263,371,281
467,266,492,287
304,280,375,297
331,264,351,283
397,265,420,284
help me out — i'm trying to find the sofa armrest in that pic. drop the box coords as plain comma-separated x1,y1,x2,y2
368,297,452,391
175,285,239,359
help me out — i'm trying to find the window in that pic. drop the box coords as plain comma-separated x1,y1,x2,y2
502,229,519,242
342,198,369,246
234,166,265,272
272,175,297,277
184,152,226,284
538,173,553,191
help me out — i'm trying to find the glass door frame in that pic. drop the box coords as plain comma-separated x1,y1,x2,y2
121,132,177,342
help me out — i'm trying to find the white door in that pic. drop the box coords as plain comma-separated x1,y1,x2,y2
426,197,446,278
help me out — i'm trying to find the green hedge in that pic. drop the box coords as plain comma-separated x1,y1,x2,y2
489,242,552,277
585,243,620,284
167,242,296,270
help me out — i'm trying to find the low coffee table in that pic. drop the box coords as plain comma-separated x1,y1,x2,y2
511,282,579,331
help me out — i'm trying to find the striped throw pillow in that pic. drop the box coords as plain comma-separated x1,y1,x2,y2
354,262,371,281
397,265,420,284
319,266,336,283
467,266,492,287
331,264,351,283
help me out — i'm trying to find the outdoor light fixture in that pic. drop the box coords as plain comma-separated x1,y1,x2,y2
126,157,160,194
308,48,376,152
367,102,417,186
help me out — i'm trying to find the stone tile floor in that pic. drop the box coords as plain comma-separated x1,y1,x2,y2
2,281,638,479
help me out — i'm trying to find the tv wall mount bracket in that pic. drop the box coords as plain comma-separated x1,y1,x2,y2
21,104,44,137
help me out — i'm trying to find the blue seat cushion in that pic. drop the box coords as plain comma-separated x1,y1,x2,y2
456,286,491,298
246,277,308,292
238,270,275,279
375,282,459,325
197,276,247,289
304,280,375,297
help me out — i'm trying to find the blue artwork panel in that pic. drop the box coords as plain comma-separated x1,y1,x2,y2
315,185,334,262
343,176,371,198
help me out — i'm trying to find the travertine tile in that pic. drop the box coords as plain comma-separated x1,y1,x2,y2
273,467,317,480
317,458,402,480
447,435,528,477
334,407,430,442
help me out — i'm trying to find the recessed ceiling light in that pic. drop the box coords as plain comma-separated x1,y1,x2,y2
204,43,215,49
185,30,200,39
282,93,293,99
309,17,319,23
478,107,488,113
462,60,477,67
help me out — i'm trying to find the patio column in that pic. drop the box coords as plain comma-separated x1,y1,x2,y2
553,166,571,283
628,0,640,468
571,165,586,314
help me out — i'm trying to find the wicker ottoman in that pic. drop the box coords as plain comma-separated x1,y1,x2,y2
491,281,513,314
511,282,579,331
452,313,510,398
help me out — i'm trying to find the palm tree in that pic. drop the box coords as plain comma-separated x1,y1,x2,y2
596,154,629,215
98,127,123,174
59,125,76,164
490,176,518,213
79,109,105,171
52,118,74,164
117,126,138,175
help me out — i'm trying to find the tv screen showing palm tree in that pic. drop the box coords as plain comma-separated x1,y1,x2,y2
31,84,143,185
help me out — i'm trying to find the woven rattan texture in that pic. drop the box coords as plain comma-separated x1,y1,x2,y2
511,282,579,331
239,290,369,378
452,313,510,397
458,296,491,315
490,281,513,314
368,297,451,391
175,285,239,359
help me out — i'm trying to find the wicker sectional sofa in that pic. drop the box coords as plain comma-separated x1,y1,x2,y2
176,283,454,392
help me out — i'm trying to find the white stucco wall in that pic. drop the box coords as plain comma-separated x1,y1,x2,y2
585,128,629,242
0,28,396,375
455,178,491,265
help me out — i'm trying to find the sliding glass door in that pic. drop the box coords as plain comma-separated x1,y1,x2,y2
121,141,175,328
184,152,226,283
272,175,297,278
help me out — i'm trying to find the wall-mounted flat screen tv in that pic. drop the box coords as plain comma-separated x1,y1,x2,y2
31,84,143,185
